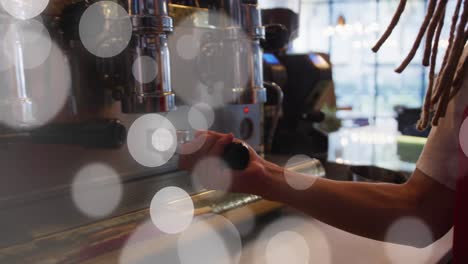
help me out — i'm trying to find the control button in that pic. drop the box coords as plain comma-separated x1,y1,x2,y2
240,118,254,140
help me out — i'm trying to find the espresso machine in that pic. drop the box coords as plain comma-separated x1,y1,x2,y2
260,4,334,159
272,52,334,159
0,0,269,258
168,0,266,152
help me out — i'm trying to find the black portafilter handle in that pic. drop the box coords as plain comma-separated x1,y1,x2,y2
221,142,250,170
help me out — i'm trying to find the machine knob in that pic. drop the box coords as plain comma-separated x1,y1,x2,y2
222,142,250,170
239,118,254,140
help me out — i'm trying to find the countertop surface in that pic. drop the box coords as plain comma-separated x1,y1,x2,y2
2,121,448,264
327,122,418,174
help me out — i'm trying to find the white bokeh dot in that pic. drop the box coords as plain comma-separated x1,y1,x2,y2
166,105,198,131
460,117,468,157
165,105,208,155
177,214,242,264
192,157,233,192
171,11,251,108
120,219,179,264
3,19,52,69
0,44,12,71
132,55,158,84
0,0,49,20
120,215,242,264
199,81,231,108
79,1,132,58
265,231,310,264
178,131,208,155
0,41,71,129
284,155,320,190
150,186,194,234
127,114,177,167
0,16,14,71
384,217,434,263
254,216,331,264
151,128,174,152
176,34,201,60
72,163,122,218
188,105,208,131
224,206,256,237
189,103,215,130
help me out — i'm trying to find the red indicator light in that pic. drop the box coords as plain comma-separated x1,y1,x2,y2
243,106,249,114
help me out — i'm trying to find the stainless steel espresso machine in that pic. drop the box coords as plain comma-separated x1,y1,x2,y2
168,0,266,152
0,0,273,261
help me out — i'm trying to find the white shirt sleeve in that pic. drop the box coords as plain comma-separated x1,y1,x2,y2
416,48,468,190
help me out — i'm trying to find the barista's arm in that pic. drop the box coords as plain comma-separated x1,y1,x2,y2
179,131,454,248
257,162,454,248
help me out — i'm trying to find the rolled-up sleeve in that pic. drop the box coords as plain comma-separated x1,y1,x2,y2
416,75,467,190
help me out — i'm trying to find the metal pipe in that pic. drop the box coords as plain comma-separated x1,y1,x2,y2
7,22,37,127
129,0,168,17
222,0,241,26
122,0,175,113
263,81,283,152
222,1,266,105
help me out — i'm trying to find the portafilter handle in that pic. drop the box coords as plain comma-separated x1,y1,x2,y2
222,142,250,170
177,130,250,171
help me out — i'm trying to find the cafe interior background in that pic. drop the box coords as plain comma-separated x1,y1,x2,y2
0,0,460,263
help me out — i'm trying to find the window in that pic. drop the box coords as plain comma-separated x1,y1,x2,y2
292,0,452,118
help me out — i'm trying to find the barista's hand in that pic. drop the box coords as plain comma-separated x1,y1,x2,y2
178,131,269,194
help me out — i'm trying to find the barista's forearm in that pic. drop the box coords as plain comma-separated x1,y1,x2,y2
254,162,446,247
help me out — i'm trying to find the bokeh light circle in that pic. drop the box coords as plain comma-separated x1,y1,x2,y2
72,163,122,218
177,214,242,264
0,44,12,71
132,55,158,84
171,11,251,108
197,81,232,108
150,186,194,234
254,216,331,264
0,41,71,129
0,0,49,20
120,215,242,264
265,231,310,264
3,19,52,69
284,155,319,190
224,206,256,237
188,105,209,131
384,217,434,263
79,1,132,58
166,105,208,155
178,132,208,155
176,34,201,60
460,117,468,157
189,103,215,130
127,114,177,167
192,157,233,192
0,16,14,71
166,105,197,130
151,128,174,152
120,220,179,264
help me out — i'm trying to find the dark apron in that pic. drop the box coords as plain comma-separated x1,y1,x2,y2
453,107,468,263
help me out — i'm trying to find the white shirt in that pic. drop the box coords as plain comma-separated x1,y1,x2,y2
416,47,468,190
